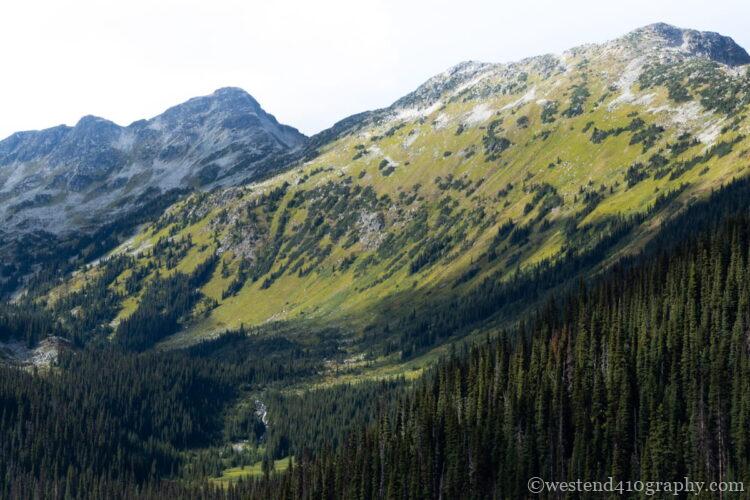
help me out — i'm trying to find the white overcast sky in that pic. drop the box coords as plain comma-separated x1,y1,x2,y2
1,0,748,139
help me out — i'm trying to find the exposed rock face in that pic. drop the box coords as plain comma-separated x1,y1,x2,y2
0,87,306,236
0,336,71,368
633,23,750,67
357,211,385,251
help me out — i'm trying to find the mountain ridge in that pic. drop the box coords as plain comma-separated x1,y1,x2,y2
0,87,306,236
0,87,302,144
306,23,749,152
32,22,749,356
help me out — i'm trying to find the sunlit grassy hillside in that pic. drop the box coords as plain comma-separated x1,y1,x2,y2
46,25,750,356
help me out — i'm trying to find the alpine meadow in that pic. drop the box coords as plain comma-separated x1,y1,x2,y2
1,16,750,499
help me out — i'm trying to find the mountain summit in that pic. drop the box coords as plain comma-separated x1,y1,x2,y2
626,23,750,66
0,88,306,236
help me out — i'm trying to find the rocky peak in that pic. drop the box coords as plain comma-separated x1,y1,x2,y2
211,87,263,108
627,23,750,67
147,87,303,147
70,115,121,142
74,114,117,128
0,87,307,238
157,87,260,123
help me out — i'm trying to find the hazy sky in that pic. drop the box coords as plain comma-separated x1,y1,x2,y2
1,0,748,139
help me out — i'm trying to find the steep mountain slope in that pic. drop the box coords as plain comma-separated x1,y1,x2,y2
3,22,750,497
0,87,306,294
43,24,750,357
245,182,750,498
6,132,750,500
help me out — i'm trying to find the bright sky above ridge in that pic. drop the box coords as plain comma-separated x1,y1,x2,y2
1,0,748,139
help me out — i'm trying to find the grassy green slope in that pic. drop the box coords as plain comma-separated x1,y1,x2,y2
46,28,750,365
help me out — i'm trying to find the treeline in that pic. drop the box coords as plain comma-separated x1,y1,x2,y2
0,188,187,297
390,180,732,359
239,182,750,498
0,254,133,347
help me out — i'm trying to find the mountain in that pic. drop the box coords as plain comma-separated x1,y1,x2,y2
40,22,750,351
0,88,306,294
2,22,750,497
0,87,306,236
